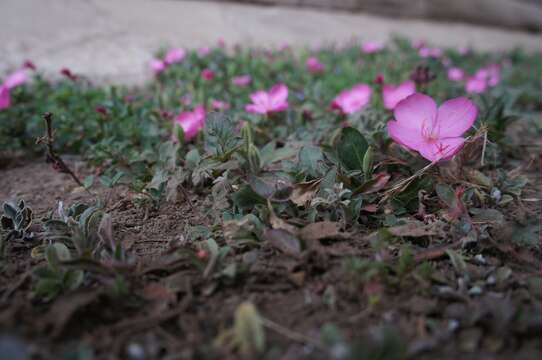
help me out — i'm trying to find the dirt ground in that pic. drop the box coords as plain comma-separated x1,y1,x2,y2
0,141,541,359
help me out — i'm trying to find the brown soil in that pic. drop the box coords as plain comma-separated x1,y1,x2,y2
0,155,541,359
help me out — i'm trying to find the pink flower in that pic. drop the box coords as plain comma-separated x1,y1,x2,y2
361,41,384,54
441,57,452,67
211,99,230,110
458,46,471,56
447,67,465,81
149,59,166,74
217,38,226,48
0,86,11,110
382,80,416,110
164,48,185,65
198,47,211,57
3,69,27,89
174,105,206,141
201,68,215,81
465,76,487,94
245,83,289,114
232,75,251,87
331,84,372,114
412,40,426,50
306,57,325,73
483,64,501,87
419,47,443,58
387,93,477,162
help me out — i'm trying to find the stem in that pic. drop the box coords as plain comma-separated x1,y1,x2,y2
379,160,437,204
36,113,88,190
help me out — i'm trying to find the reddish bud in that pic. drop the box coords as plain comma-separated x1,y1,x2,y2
197,249,208,260
95,106,108,116
373,73,384,84
60,68,78,81
23,60,36,71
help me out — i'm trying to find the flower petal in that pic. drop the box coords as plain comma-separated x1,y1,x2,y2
394,93,437,133
387,120,425,151
176,105,206,141
245,104,266,114
382,80,416,110
418,137,465,162
0,86,11,110
249,91,269,107
268,84,288,106
3,69,27,89
436,97,477,138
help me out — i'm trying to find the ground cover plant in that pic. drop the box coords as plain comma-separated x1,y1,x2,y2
1,37,542,359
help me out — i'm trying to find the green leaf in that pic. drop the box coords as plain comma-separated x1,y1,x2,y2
298,145,325,178
435,183,455,207
64,270,85,291
83,175,95,189
231,186,265,210
2,202,17,220
337,127,369,172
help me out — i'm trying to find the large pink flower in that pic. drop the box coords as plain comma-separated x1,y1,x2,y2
201,68,215,81
387,93,477,162
476,64,500,87
447,67,465,82
361,42,384,54
149,58,166,74
0,86,10,110
211,99,230,110
382,80,416,110
331,84,372,114
175,105,206,141
306,57,324,73
232,75,251,87
3,69,27,89
465,76,487,94
419,47,443,59
245,83,288,114
198,47,211,58
0,68,29,110
164,48,186,65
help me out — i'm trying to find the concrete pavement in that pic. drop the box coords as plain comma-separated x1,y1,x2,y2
1,0,541,84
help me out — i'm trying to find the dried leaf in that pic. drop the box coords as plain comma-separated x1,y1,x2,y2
446,249,468,275
386,219,444,238
264,229,302,258
290,179,320,207
299,221,345,242
353,173,391,195
268,204,298,235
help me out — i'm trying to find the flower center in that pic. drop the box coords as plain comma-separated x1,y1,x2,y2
421,120,438,142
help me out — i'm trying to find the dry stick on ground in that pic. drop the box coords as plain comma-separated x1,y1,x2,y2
261,317,324,350
36,112,87,190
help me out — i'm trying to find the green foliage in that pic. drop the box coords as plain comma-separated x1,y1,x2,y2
33,243,84,301
1,199,34,241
